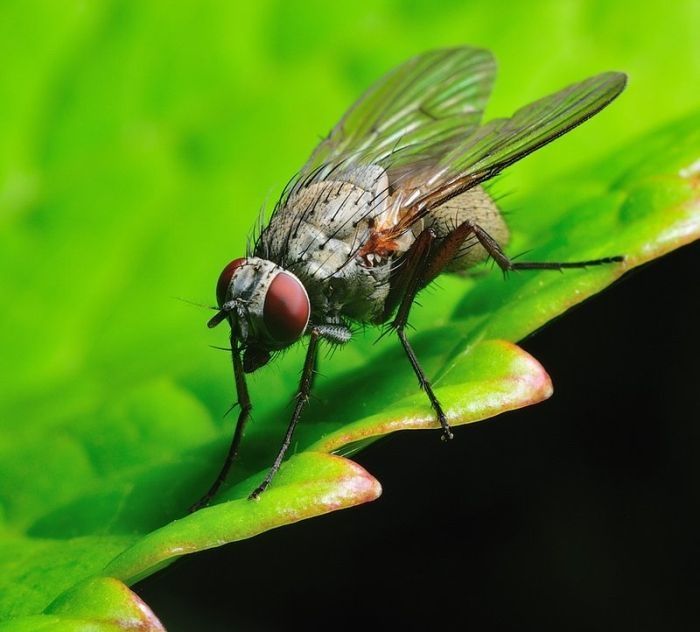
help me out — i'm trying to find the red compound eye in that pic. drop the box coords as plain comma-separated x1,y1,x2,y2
216,258,246,306
263,272,310,344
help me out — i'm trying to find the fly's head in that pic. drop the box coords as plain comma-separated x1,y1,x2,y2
209,257,311,373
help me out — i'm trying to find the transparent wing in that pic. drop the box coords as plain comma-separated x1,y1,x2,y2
299,47,497,182
388,71,628,234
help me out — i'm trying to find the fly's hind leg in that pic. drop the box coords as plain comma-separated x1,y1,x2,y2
386,218,623,444
427,187,622,273
423,187,623,273
426,185,510,273
466,223,624,272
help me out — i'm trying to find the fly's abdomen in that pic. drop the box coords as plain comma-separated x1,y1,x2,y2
426,185,509,271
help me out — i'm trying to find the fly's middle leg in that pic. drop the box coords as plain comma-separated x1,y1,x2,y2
387,219,623,445
389,228,455,441
389,222,490,440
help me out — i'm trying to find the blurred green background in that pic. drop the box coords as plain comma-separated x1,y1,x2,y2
1,0,699,629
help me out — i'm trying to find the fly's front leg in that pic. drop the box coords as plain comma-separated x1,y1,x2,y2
190,334,252,512
249,324,350,500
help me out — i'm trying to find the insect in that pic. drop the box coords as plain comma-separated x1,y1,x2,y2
190,47,626,511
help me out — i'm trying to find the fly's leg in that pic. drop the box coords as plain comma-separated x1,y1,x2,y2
468,223,624,271
390,228,457,441
249,325,350,500
387,221,623,444
390,224,487,439
189,334,252,512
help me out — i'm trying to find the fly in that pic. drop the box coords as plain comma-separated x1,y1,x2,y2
190,47,626,511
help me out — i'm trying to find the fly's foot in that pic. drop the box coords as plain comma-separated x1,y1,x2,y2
188,495,212,513
437,411,453,441
440,424,454,442
248,480,270,501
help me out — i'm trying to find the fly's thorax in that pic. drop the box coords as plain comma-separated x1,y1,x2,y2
259,165,391,262
255,168,399,323
285,181,383,241
220,257,310,350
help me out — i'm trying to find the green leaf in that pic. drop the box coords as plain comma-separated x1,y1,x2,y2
450,111,700,342
103,452,382,584
1,3,699,625
1,111,697,624
98,339,548,584
0,577,164,632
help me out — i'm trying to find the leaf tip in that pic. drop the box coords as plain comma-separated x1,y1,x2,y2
45,576,165,631
314,454,383,510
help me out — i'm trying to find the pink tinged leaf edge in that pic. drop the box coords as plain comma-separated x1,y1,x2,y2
103,454,381,585
628,168,700,265
311,340,553,454
43,576,165,631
